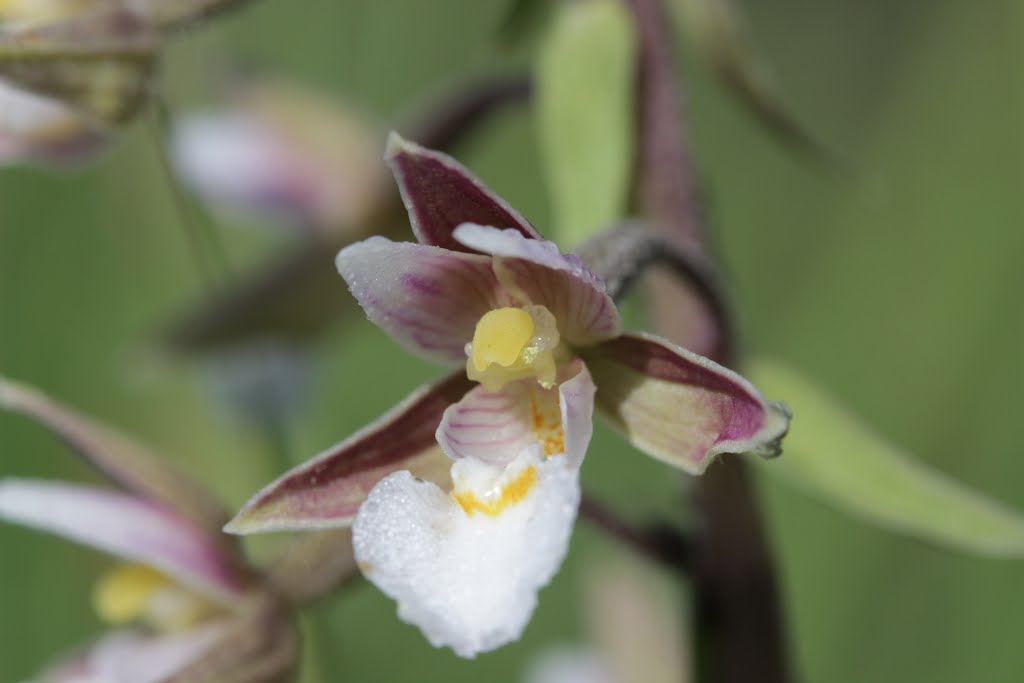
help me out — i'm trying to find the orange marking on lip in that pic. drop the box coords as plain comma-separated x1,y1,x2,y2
529,386,565,457
454,465,538,516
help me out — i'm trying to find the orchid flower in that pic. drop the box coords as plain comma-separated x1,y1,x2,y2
226,134,790,657
0,377,350,683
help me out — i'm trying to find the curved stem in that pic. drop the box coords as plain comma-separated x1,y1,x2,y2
576,221,735,349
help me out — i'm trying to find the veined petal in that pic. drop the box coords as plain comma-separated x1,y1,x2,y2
0,375,230,532
353,447,581,658
582,332,790,474
436,359,595,468
225,372,474,534
454,224,622,346
386,132,542,251
336,236,514,364
0,479,245,602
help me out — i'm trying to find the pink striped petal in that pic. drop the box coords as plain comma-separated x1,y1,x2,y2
225,372,474,533
336,236,514,364
386,133,542,251
454,224,622,346
0,479,244,602
437,360,595,468
582,332,790,474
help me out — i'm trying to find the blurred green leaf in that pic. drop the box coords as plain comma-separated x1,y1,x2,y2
751,358,1024,558
535,0,635,247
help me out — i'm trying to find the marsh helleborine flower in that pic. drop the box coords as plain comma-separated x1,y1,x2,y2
227,134,790,657
0,378,301,683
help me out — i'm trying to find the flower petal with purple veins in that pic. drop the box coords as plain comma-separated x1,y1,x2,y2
336,236,515,365
0,479,245,602
582,332,790,474
454,224,622,346
436,360,595,468
386,132,542,251
225,372,474,534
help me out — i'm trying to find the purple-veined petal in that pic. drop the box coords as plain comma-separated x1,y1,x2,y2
454,224,622,346
225,372,474,534
0,375,231,533
582,332,790,474
0,479,245,602
386,132,542,251
436,359,595,468
336,236,515,364
353,446,581,658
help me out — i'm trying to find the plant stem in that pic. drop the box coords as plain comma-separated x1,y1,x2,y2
579,493,691,574
148,100,234,291
623,0,792,681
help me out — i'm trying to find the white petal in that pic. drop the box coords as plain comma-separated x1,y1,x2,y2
353,448,580,658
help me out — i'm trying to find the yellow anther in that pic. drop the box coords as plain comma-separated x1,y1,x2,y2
92,563,170,625
471,307,535,372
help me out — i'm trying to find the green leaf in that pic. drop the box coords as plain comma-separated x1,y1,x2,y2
750,358,1024,557
535,0,635,247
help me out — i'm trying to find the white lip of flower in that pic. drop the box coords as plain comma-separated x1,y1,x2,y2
353,443,580,659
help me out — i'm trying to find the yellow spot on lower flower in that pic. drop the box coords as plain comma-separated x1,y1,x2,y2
471,307,535,372
454,465,538,516
92,563,171,625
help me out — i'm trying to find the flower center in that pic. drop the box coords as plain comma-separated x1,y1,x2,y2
466,305,561,391
92,563,210,632
470,307,534,372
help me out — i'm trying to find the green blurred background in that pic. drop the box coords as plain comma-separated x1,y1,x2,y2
2,0,1023,680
